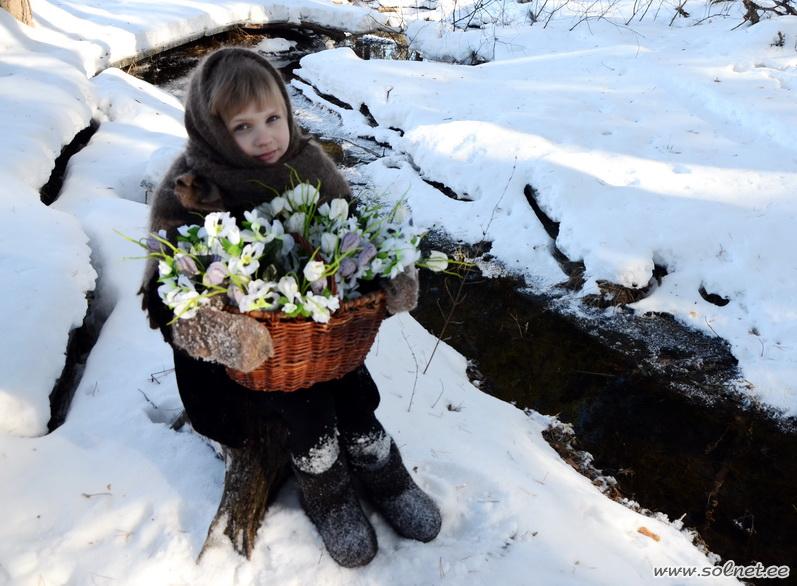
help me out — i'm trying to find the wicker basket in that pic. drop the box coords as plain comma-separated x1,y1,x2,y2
225,289,386,392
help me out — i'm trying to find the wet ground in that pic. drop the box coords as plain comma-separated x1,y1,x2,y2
121,25,797,580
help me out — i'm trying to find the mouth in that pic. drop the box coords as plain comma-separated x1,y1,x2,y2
257,149,280,162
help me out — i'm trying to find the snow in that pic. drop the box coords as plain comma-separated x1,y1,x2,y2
0,0,792,582
295,15,797,417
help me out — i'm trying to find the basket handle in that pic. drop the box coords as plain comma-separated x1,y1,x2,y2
291,232,338,296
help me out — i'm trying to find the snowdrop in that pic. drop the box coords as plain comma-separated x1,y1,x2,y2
303,292,339,323
228,242,264,277
303,260,326,283
425,250,449,272
269,196,290,216
277,275,299,302
321,233,338,256
286,212,306,235
329,198,349,222
285,183,320,208
204,212,240,247
239,279,280,312
391,202,411,224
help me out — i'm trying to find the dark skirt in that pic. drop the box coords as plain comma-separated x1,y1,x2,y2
145,274,383,450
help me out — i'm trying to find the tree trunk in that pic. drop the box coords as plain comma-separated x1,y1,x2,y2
198,419,291,560
0,0,33,26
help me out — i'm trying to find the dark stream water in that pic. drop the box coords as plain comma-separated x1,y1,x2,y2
128,26,797,582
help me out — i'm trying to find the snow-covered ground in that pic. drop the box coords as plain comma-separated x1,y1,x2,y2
1,0,793,583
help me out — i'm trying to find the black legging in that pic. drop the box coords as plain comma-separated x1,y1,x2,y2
172,349,383,458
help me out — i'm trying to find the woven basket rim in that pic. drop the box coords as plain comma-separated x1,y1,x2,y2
225,288,386,323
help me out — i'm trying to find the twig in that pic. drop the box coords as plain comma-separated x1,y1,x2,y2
149,368,174,384
669,0,690,26
402,328,421,412
572,369,616,378
137,388,158,409
431,380,445,408
422,157,518,374
704,316,720,338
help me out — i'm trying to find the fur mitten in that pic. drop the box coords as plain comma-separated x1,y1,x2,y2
173,172,225,211
381,264,419,315
171,298,274,372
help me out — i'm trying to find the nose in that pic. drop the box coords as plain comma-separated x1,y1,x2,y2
255,126,273,147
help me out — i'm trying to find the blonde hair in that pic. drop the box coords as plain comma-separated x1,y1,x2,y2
207,53,285,122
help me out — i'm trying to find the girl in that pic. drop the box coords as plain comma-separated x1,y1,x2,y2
140,47,441,568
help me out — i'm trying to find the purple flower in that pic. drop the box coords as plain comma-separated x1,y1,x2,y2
146,232,165,253
310,278,326,294
202,261,228,286
339,258,357,277
340,232,360,253
175,254,199,276
357,242,377,268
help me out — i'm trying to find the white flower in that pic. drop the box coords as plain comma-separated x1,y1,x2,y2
243,279,280,311
280,233,295,256
169,276,202,318
242,210,268,242
284,183,320,209
388,262,404,279
326,295,340,312
392,201,411,224
303,260,326,283
277,275,299,302
204,212,240,246
254,201,274,220
282,302,298,314
371,257,385,274
401,245,422,266
286,212,306,234
304,292,334,323
158,260,173,277
425,250,449,272
228,242,264,276
270,219,285,237
157,277,177,300
329,199,349,221
269,196,291,216
320,233,338,256
317,202,331,217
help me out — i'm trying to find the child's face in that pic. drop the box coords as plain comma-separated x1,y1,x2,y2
224,95,290,164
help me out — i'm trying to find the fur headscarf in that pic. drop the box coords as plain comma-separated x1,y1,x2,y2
140,47,351,323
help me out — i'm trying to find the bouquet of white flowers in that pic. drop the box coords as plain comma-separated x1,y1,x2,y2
142,182,450,325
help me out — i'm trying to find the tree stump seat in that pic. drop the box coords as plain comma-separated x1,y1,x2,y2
190,416,291,560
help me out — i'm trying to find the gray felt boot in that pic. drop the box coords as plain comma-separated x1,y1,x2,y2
345,431,442,543
291,437,377,568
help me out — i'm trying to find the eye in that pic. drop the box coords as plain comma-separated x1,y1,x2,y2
231,123,250,133
267,115,281,124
